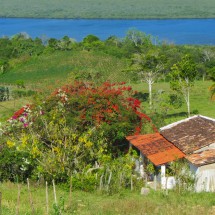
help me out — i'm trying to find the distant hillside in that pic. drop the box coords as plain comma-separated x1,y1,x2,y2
1,0,215,19
0,51,129,86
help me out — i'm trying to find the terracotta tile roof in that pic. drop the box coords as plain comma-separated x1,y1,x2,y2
186,149,215,167
160,115,215,154
126,133,185,166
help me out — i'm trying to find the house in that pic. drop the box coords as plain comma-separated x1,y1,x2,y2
160,115,215,192
126,133,185,189
127,115,215,192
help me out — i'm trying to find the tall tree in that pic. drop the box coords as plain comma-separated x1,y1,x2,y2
131,50,163,109
169,55,197,117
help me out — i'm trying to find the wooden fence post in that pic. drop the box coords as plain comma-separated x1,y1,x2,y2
0,192,2,215
27,178,35,214
16,184,21,215
52,180,57,205
46,181,49,215
68,176,72,208
131,175,133,191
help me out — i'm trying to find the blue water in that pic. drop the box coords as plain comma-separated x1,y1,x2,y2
0,18,215,45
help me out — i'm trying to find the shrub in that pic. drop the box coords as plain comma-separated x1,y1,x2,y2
3,81,153,187
0,86,9,101
0,145,36,182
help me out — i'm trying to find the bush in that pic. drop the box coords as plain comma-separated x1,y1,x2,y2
15,80,25,88
71,174,98,192
0,86,9,101
3,81,152,189
0,145,36,182
12,89,36,98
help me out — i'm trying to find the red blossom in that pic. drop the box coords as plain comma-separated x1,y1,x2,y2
11,81,158,136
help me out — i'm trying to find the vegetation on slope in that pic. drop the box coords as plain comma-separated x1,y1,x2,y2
0,0,215,19
0,31,215,121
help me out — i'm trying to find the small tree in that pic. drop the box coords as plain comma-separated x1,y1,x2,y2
208,66,215,100
131,50,163,109
169,55,197,117
125,29,153,48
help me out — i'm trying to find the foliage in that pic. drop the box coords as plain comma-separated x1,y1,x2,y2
208,66,215,100
168,160,195,193
12,89,36,99
169,54,197,116
0,86,9,101
152,91,183,118
209,83,215,100
0,145,35,182
1,0,215,19
2,81,152,183
130,49,164,108
15,79,25,88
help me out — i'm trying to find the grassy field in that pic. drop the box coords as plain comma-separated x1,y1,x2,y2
0,50,214,123
0,51,129,120
133,81,215,124
1,0,215,19
0,181,215,214
0,51,128,86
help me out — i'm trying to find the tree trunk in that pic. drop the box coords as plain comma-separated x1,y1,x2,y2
148,81,152,109
187,88,190,117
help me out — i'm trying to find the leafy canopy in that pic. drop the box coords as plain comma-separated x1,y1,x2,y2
3,81,153,181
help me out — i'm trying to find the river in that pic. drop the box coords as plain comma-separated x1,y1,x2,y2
0,18,215,45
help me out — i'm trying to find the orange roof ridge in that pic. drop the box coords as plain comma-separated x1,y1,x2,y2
126,133,185,166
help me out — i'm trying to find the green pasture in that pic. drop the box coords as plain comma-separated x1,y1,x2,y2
0,0,215,19
133,81,215,124
0,49,214,123
0,182,214,215
0,51,128,87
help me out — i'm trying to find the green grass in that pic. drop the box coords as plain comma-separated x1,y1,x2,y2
0,51,129,120
0,51,128,87
0,51,214,124
1,0,215,19
132,81,215,125
0,182,214,214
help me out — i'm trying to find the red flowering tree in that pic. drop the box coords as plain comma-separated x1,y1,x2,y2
4,81,155,181
42,81,154,139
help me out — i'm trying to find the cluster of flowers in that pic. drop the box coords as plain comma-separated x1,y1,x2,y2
55,88,69,104
51,81,157,134
5,81,158,136
8,104,32,128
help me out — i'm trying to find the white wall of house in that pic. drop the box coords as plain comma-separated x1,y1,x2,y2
190,163,215,192
159,165,176,189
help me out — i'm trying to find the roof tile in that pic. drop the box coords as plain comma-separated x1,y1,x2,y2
160,115,215,154
126,133,185,166
186,149,215,166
